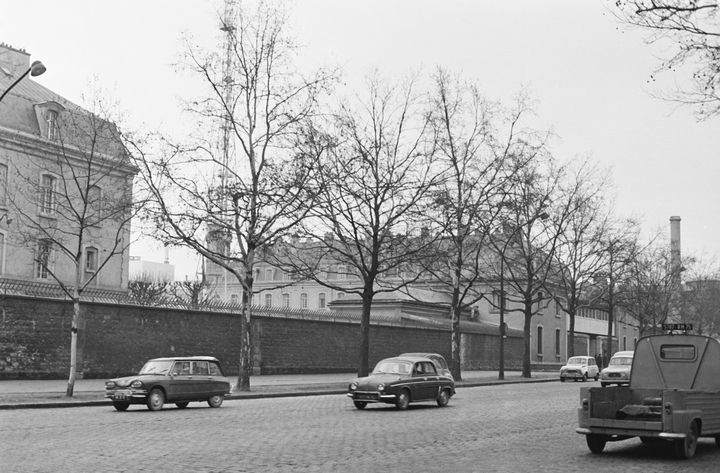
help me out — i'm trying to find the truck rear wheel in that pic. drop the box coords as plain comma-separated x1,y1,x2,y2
674,421,698,459
586,434,606,454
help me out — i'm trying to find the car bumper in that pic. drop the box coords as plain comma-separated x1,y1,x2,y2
347,391,397,403
105,388,149,403
561,372,586,379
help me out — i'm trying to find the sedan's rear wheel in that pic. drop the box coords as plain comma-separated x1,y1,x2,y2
594,373,599,381
208,394,224,408
560,377,566,382
396,390,410,410
146,388,165,411
436,388,450,407
175,401,189,409
582,373,588,382
353,401,367,409
112,401,129,412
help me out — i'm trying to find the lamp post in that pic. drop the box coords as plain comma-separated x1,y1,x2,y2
0,60,46,103
497,210,549,380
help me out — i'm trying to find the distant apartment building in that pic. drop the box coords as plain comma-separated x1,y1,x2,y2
129,256,176,283
0,43,136,291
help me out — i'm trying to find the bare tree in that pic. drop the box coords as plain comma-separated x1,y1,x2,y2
421,70,538,380
275,74,440,377
614,0,720,118
682,261,720,337
548,158,613,358
8,96,137,396
128,275,170,304
620,239,687,335
485,153,571,378
131,2,335,391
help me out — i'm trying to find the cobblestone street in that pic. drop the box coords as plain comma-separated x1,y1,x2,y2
2,382,719,472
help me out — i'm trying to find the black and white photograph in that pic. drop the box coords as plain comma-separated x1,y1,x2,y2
2,1,720,471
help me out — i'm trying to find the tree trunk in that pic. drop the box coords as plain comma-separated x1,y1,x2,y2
66,296,80,397
450,284,462,381
522,306,532,378
358,286,374,377
567,310,576,358
235,276,253,392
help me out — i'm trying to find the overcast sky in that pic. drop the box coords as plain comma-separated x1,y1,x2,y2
3,0,719,279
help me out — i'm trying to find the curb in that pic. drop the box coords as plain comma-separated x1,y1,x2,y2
0,377,557,410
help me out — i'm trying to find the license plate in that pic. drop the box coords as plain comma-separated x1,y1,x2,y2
113,390,130,400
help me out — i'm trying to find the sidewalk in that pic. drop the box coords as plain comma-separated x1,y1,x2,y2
0,370,558,409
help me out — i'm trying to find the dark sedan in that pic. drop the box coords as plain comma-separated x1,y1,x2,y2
347,356,455,410
104,356,231,411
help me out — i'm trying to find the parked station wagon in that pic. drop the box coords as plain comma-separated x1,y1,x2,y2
347,356,455,410
105,356,231,411
600,351,634,387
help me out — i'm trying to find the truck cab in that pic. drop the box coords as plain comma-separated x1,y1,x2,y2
576,325,720,459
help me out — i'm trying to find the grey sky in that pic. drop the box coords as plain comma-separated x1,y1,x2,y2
3,0,718,278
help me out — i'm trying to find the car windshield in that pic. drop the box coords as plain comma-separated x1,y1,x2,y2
372,361,412,375
139,360,173,375
567,357,586,365
609,357,633,366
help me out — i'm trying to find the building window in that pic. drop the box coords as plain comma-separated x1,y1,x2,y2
35,239,52,279
265,268,273,281
555,329,561,357
282,293,290,308
47,110,59,140
39,174,56,214
318,292,326,309
264,293,272,307
337,265,347,280
0,163,7,207
623,336,627,351
491,290,505,313
537,326,543,355
230,294,238,304
319,271,327,280
555,300,561,316
336,292,345,300
300,293,308,309
85,246,98,272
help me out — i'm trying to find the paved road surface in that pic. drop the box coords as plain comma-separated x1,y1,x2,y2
1,381,717,472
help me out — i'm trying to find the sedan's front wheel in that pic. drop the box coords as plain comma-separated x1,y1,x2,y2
113,401,129,412
396,390,410,410
436,388,450,407
353,401,367,409
146,388,165,411
208,395,224,408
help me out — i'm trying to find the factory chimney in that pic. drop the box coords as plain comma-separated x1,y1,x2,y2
670,216,682,282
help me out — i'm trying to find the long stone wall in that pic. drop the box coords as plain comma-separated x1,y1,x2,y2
0,294,525,379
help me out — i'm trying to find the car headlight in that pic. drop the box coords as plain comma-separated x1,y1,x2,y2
130,380,143,389
377,383,385,392
349,382,358,391
105,381,116,389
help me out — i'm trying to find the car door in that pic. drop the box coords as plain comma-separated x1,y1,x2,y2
412,361,438,400
191,360,212,399
168,361,193,400
208,361,229,395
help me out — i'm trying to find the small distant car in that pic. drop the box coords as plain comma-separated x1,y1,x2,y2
399,352,453,380
560,356,599,382
600,350,634,387
104,356,231,411
347,356,455,410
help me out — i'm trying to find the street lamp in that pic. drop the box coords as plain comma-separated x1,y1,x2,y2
497,210,549,380
0,60,46,103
